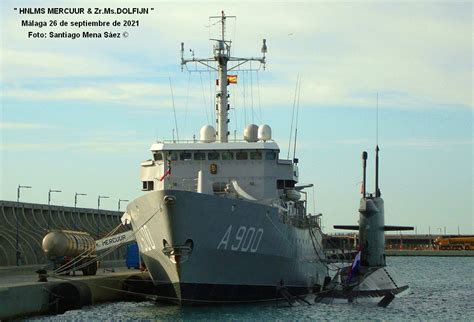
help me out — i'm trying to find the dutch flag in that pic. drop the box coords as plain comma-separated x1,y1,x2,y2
347,250,361,283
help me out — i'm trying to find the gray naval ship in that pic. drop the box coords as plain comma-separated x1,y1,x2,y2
121,11,329,304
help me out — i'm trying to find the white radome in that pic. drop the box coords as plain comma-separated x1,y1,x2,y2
200,125,216,143
258,124,272,141
244,124,258,142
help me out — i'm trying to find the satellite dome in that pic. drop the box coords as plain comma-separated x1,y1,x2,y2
258,124,272,141
244,124,258,142
200,125,216,143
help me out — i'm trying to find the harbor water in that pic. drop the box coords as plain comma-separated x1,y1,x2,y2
30,257,473,320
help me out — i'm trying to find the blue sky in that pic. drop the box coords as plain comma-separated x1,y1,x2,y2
1,1,472,234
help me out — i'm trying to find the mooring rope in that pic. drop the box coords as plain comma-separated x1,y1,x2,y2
51,223,124,275
50,273,315,305
51,238,125,276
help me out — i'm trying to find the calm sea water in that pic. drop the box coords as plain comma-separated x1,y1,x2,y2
31,257,473,321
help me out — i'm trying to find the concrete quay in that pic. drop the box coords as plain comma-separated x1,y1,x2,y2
0,263,152,320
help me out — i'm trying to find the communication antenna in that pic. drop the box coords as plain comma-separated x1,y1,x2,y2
169,77,180,141
375,92,380,197
199,73,210,124
183,73,191,127
256,71,262,123
250,61,254,123
287,75,300,159
292,76,302,161
376,92,379,146
180,11,266,143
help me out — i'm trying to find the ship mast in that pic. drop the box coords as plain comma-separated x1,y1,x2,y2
181,11,267,143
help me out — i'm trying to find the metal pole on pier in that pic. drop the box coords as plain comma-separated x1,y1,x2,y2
48,189,62,231
118,199,129,212
74,192,87,230
97,195,109,237
16,185,31,266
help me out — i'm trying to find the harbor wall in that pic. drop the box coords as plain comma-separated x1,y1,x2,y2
0,200,126,266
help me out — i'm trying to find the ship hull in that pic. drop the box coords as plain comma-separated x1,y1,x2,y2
127,190,328,304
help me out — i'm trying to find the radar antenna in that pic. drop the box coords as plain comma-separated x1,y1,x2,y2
180,11,267,143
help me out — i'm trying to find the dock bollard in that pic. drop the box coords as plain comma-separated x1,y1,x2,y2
36,269,49,282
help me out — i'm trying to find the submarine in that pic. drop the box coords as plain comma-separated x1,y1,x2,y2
317,146,413,307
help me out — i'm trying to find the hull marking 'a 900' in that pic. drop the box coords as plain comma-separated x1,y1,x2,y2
217,225,264,253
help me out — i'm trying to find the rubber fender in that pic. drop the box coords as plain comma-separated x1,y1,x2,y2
47,281,92,314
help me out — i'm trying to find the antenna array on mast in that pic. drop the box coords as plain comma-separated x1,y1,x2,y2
180,11,267,143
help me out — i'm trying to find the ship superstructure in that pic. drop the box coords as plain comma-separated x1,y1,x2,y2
123,11,328,304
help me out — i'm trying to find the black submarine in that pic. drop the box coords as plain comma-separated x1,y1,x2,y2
317,146,413,307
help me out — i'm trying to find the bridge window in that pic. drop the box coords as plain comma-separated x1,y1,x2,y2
236,151,248,160
153,152,163,161
194,152,206,160
180,152,192,161
250,151,262,160
142,181,154,191
167,152,178,161
208,152,220,160
222,151,234,160
265,151,277,160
